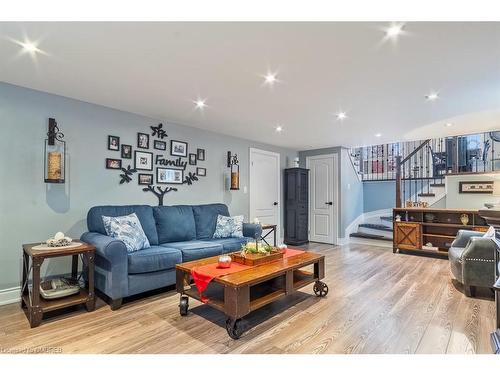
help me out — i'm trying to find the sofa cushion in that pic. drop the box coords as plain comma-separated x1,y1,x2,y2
192,204,230,239
153,205,196,243
163,240,224,262
128,246,182,274
213,215,244,238
208,237,249,252
87,205,159,245
102,213,150,252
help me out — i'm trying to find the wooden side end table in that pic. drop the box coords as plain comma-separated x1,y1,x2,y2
261,224,277,247
21,242,96,328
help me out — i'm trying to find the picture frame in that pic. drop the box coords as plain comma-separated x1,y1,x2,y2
106,158,122,169
134,151,153,171
189,153,197,166
459,181,494,194
197,148,205,161
108,135,120,151
137,133,150,149
121,144,132,159
138,173,153,186
154,140,167,151
157,167,184,184
170,140,188,157
196,167,206,177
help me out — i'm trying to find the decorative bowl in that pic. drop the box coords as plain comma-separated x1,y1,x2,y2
218,255,232,269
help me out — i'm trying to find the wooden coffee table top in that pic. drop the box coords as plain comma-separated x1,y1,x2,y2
176,251,323,287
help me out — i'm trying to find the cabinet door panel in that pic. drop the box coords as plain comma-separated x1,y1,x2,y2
394,223,421,250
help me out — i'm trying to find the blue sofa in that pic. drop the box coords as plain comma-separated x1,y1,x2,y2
80,203,261,309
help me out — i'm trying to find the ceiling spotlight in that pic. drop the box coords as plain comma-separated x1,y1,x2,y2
264,73,278,85
384,23,405,39
375,133,382,137
275,125,283,133
19,40,40,54
425,92,439,101
336,112,347,121
445,123,453,127
194,99,207,109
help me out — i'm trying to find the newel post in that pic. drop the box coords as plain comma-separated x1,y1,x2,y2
395,155,402,208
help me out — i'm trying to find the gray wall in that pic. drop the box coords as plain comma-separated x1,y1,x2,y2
298,146,364,239
0,82,297,291
445,174,500,209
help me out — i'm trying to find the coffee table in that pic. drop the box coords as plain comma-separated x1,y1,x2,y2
175,250,327,339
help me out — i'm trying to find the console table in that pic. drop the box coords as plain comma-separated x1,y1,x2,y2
393,208,488,256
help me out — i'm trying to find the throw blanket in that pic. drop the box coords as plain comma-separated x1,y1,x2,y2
191,248,305,302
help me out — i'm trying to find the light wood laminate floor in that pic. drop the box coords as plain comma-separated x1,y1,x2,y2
0,242,495,354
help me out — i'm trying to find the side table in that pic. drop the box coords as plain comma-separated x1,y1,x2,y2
21,242,96,328
261,224,277,247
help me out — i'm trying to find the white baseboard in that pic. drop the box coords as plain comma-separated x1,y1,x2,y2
0,287,21,306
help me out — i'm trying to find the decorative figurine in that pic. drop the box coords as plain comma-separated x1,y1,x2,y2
460,213,469,225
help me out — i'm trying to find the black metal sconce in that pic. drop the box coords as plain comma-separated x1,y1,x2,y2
44,118,66,183
227,151,240,190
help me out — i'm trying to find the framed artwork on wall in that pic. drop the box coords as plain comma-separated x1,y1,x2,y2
106,158,122,169
196,167,206,177
459,181,494,194
170,140,188,157
121,144,132,159
189,153,197,165
108,135,120,151
197,148,205,161
134,151,153,171
138,173,153,185
154,140,167,151
157,167,184,184
137,133,150,149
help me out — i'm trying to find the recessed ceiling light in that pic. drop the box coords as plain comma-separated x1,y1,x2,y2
194,99,207,110
445,123,453,127
375,133,382,137
275,125,283,133
264,73,278,85
384,23,405,39
425,92,439,101
336,112,347,121
19,40,41,54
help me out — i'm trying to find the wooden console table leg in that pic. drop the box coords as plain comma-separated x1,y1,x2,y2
85,252,95,312
30,257,43,328
21,251,29,309
71,254,79,281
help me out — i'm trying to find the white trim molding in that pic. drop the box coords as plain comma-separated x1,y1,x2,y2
0,287,21,306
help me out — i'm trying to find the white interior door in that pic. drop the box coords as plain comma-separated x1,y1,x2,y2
249,148,280,234
307,154,338,244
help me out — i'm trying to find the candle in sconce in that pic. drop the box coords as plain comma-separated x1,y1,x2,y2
47,151,62,180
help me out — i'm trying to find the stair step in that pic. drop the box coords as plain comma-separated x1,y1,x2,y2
380,216,393,222
359,223,393,232
430,183,445,187
350,232,392,241
418,193,436,197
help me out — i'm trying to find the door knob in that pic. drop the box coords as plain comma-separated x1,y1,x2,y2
273,202,278,206
325,202,333,205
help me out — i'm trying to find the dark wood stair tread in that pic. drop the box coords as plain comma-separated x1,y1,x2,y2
358,223,393,232
349,232,392,241
418,193,436,197
379,216,393,222
430,183,445,187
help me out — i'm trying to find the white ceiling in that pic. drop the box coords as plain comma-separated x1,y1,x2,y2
0,22,499,150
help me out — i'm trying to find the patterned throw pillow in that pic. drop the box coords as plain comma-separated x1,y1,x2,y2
102,213,150,252
213,215,244,238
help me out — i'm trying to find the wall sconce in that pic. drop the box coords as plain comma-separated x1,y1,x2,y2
227,151,240,190
44,118,66,183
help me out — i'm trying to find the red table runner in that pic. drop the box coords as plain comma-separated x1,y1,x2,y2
191,248,305,302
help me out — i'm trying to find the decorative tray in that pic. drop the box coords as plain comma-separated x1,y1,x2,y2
231,248,284,266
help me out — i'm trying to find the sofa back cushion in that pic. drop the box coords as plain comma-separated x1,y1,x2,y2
192,204,230,239
87,205,159,245
153,205,196,243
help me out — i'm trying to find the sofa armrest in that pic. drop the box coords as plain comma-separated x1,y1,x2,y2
463,237,497,262
81,232,128,266
243,223,262,239
451,230,485,248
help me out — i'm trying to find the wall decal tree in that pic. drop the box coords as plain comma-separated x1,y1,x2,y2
119,165,137,184
142,185,178,206
184,172,198,185
150,123,168,139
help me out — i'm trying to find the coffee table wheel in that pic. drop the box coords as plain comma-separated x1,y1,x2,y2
313,281,329,297
226,318,243,339
179,296,189,316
